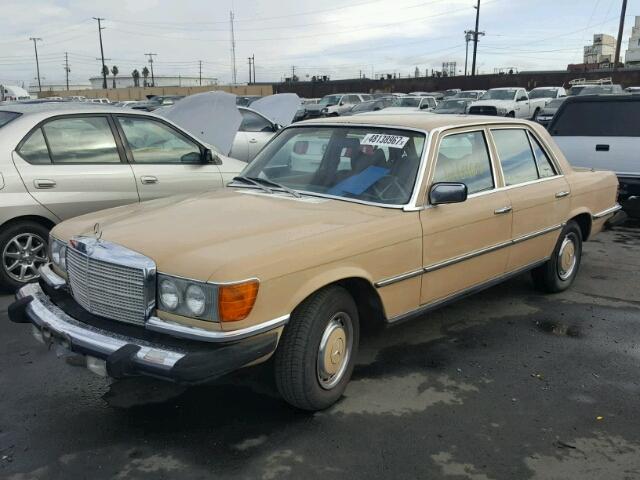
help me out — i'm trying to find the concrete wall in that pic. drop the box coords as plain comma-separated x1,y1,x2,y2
38,84,273,101
275,69,640,97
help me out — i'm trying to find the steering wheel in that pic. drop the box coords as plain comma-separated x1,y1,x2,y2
368,175,409,202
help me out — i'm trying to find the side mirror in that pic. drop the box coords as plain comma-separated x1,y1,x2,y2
339,101,345,106
429,182,468,205
202,148,222,165
517,96,528,102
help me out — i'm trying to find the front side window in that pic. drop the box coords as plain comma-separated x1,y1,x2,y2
492,129,539,185
433,131,494,195
18,128,51,164
118,117,201,164
239,110,272,132
241,127,426,205
42,116,120,164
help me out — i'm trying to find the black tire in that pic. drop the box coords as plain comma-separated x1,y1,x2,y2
531,108,540,121
0,221,50,291
506,111,515,118
532,221,582,293
274,285,360,411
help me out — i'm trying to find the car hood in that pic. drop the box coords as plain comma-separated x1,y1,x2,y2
52,188,408,283
470,100,514,108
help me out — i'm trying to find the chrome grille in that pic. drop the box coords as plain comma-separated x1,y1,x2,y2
66,240,154,326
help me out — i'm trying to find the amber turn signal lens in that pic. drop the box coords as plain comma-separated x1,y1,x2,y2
218,280,259,322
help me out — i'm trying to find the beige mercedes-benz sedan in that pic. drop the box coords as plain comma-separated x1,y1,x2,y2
10,114,620,410
0,103,244,289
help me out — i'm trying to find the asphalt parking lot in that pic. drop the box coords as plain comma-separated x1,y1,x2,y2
1,220,639,480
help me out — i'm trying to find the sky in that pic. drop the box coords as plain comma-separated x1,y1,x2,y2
0,0,639,88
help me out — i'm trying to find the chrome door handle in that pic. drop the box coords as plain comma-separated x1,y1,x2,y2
140,176,158,185
248,138,258,144
33,179,56,189
555,191,570,198
494,206,512,215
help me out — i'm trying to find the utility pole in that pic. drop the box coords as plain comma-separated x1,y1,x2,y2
93,17,107,89
145,53,157,87
464,31,474,76
291,65,295,81
229,10,237,84
198,60,203,86
248,56,253,84
471,0,481,76
63,52,70,90
614,0,628,70
29,37,42,93
252,54,255,83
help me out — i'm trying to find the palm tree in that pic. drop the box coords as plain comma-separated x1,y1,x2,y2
132,69,140,87
111,65,119,88
142,66,150,87
101,65,109,89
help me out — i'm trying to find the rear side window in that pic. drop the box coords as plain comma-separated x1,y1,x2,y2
240,110,272,132
433,131,494,195
492,129,539,186
43,116,121,164
0,111,20,128
18,128,51,164
528,133,557,178
551,101,640,137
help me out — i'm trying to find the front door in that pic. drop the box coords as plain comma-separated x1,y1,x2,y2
420,128,512,305
12,114,139,220
489,127,570,271
115,115,224,202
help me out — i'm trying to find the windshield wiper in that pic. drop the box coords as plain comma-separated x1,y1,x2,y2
232,175,273,194
246,176,302,198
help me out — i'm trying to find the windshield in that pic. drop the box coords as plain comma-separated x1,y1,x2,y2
351,102,374,112
454,91,479,99
480,90,517,100
529,89,558,99
393,97,421,107
547,98,566,108
435,100,469,112
578,86,616,95
240,126,426,205
319,95,342,106
0,111,20,128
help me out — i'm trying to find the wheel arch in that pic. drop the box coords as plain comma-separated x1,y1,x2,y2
0,214,56,233
567,210,592,241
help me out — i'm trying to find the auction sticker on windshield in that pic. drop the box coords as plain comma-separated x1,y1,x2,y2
361,133,409,149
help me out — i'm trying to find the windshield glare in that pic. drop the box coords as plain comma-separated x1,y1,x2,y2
529,89,557,99
480,90,517,100
319,95,341,106
241,127,426,205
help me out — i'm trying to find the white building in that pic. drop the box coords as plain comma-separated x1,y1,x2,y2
625,16,640,67
1,85,31,101
88,75,218,89
584,33,616,64
27,83,92,95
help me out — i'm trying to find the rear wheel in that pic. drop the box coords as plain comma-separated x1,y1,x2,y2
274,285,359,411
531,108,540,121
0,221,50,291
532,221,582,293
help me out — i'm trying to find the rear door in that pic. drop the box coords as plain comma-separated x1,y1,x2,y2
115,115,223,202
233,109,276,162
12,114,139,220
550,98,640,176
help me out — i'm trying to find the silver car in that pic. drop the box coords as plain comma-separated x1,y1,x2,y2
229,107,280,162
0,103,244,289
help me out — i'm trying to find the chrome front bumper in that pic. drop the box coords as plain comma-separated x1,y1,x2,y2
10,277,286,384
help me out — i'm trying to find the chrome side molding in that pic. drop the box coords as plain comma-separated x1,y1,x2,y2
592,204,622,220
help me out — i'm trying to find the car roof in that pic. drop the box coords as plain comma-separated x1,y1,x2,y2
0,102,130,115
561,94,638,104
300,112,533,131
489,87,519,90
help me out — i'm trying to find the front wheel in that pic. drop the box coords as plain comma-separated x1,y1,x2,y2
532,221,582,293
506,111,515,118
0,221,50,291
531,108,540,121
274,285,359,411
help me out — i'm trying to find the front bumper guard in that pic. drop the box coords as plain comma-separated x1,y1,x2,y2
10,282,283,384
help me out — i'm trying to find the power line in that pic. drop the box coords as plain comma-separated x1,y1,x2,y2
29,37,43,93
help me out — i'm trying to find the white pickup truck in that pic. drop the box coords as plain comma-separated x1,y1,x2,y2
468,88,547,119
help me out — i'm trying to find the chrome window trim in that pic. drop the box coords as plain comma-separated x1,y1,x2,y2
592,204,622,219
375,223,564,288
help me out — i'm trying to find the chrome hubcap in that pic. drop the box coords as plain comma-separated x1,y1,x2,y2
558,234,577,281
2,233,48,283
317,312,353,390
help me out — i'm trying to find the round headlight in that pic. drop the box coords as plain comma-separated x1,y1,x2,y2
159,279,180,311
185,284,206,316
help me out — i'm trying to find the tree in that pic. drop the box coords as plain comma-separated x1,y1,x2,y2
142,66,150,87
111,65,119,88
102,65,109,89
132,69,140,87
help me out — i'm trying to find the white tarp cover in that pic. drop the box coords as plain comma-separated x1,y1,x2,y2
249,93,301,126
157,91,242,156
